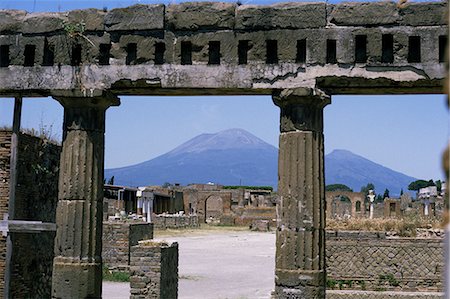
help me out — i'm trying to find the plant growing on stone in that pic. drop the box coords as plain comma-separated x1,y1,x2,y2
62,21,95,47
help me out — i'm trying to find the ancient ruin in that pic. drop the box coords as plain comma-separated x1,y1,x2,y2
0,1,447,298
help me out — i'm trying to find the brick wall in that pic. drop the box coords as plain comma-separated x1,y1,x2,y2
0,131,11,296
130,241,178,299
153,215,199,230
0,131,60,298
102,221,154,270
326,231,443,292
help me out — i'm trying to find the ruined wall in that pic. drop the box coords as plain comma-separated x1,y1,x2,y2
102,221,154,270
0,2,446,95
0,131,60,298
326,231,443,292
152,214,199,230
130,241,178,299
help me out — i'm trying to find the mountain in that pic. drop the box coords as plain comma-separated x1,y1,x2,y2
325,149,417,196
105,128,279,187
105,129,417,195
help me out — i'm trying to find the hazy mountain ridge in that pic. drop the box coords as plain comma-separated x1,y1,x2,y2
106,129,417,195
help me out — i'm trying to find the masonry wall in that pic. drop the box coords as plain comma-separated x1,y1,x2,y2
0,131,60,298
130,241,178,299
153,215,199,230
326,231,444,292
0,131,11,296
102,221,154,270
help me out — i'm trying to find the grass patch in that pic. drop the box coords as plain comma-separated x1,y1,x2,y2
102,267,130,282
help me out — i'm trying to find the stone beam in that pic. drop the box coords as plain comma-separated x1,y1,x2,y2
0,2,447,96
51,93,119,299
272,89,330,298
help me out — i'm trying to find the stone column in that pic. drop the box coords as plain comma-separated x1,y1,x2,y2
52,94,119,299
272,89,330,299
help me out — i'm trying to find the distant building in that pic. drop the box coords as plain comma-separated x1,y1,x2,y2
418,186,438,199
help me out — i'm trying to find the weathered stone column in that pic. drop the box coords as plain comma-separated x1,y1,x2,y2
52,94,119,298
272,89,330,299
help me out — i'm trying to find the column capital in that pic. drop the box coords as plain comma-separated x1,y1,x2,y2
54,92,120,133
54,91,120,109
272,89,330,133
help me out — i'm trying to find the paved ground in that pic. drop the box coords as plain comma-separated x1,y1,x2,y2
103,229,276,299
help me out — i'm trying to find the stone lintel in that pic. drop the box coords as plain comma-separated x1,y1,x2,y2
272,89,330,133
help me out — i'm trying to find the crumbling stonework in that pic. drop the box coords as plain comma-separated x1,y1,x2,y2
102,221,153,271
0,2,446,97
152,214,199,230
0,131,60,298
0,2,446,298
326,231,443,292
130,241,178,299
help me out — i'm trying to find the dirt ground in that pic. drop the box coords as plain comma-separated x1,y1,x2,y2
103,228,276,299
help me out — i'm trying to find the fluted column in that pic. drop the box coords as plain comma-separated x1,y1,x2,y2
52,94,119,299
272,89,330,299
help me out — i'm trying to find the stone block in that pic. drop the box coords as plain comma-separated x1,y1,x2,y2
329,2,400,26
0,10,26,33
22,12,67,34
236,3,326,30
68,9,106,31
399,2,447,26
167,2,236,30
105,4,164,31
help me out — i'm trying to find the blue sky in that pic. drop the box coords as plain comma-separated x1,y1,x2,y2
0,0,448,182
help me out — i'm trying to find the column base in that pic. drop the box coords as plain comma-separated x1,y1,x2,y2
274,269,325,299
52,261,102,299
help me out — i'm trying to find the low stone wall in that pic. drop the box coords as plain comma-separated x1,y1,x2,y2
152,215,199,229
326,231,443,292
130,240,178,299
102,221,154,270
327,290,443,299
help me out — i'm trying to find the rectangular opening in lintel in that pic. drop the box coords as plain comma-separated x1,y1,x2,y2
439,36,447,63
326,39,337,64
355,35,367,63
155,42,165,65
266,40,278,64
296,39,306,63
408,36,421,63
126,43,137,65
181,41,192,65
99,44,111,65
43,38,54,66
208,41,220,65
24,44,36,67
381,34,394,63
71,44,82,66
0,45,9,67
238,40,250,65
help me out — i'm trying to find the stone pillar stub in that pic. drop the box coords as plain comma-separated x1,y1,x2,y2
272,89,329,299
52,93,119,299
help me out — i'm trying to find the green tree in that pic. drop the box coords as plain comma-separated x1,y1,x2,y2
376,194,383,202
383,188,390,199
325,184,353,192
400,189,404,196
427,179,436,187
360,183,375,195
435,180,442,192
107,176,115,185
407,180,429,191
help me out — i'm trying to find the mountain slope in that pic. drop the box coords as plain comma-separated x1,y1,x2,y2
325,149,417,196
106,128,279,187
105,129,417,195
